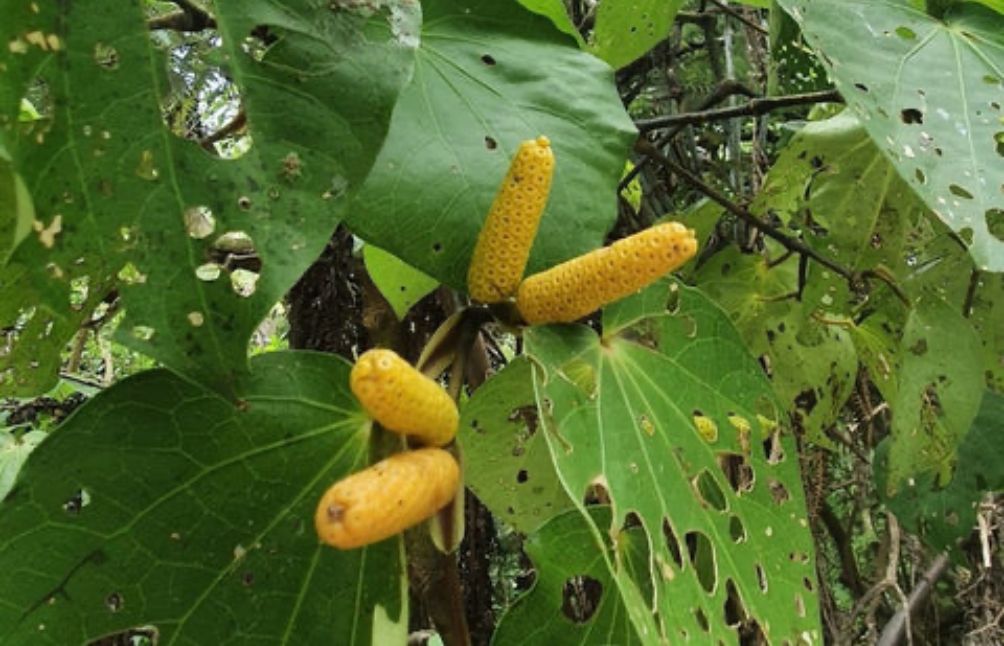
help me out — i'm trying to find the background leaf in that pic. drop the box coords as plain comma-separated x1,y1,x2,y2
460,357,573,534
589,1,687,70
347,0,636,290
0,0,416,396
777,0,1004,272
880,389,1004,553
516,0,584,45
525,282,821,643
0,352,405,644
492,507,642,645
363,244,438,320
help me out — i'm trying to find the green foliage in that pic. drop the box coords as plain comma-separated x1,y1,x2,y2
0,0,417,397
880,390,1004,553
0,352,406,644
460,357,574,534
493,507,642,645
523,282,820,643
589,1,687,70
347,0,636,291
778,0,1004,272
364,244,438,320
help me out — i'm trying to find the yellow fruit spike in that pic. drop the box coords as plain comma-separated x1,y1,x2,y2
315,448,460,549
516,222,699,325
351,348,458,446
467,135,555,303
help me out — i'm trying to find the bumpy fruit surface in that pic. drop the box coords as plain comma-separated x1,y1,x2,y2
467,135,555,303
315,448,460,549
516,222,698,325
350,348,458,446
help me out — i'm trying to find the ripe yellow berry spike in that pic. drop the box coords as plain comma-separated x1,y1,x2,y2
516,222,699,325
315,448,460,549
467,135,555,303
350,348,458,446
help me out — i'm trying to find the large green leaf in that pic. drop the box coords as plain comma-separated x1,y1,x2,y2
777,0,1004,272
880,389,1004,553
697,248,857,446
524,282,820,644
347,0,636,291
883,296,985,493
0,1,416,396
589,1,687,70
492,507,642,645
0,352,405,644
460,357,573,534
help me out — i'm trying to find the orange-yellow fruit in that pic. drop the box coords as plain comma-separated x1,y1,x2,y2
315,448,460,549
350,348,458,446
516,222,698,325
467,135,555,303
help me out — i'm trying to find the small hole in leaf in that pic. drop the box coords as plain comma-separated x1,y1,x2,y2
755,563,768,593
694,608,709,631
915,168,927,184
241,571,255,587
718,453,754,494
560,576,602,624
804,576,815,592
762,431,785,464
949,184,974,200
432,242,443,254
894,26,916,40
480,54,496,66
900,108,923,124
685,531,716,594
724,579,745,626
853,83,869,93
795,594,806,617
662,517,683,567
195,262,222,282
729,515,746,543
692,411,718,442
63,488,91,515
959,227,974,245
768,479,790,505
184,205,216,239
484,136,497,150
131,325,155,341
582,481,610,506
986,208,1004,243
694,470,727,512
93,42,119,70
516,469,528,484
230,269,259,297
105,592,124,613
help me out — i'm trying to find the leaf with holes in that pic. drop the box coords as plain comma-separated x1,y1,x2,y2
0,0,417,396
492,507,643,645
524,282,821,643
696,250,858,446
777,0,1004,272
751,111,927,311
589,1,687,70
879,295,985,494
346,0,636,291
879,389,1004,554
460,357,573,534
0,351,405,644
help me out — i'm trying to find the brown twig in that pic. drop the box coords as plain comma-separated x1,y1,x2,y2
635,138,855,280
707,0,769,35
635,88,842,131
877,553,950,646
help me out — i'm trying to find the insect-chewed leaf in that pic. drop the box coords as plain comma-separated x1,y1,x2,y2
516,222,697,324
350,348,458,446
467,136,554,303
315,448,460,549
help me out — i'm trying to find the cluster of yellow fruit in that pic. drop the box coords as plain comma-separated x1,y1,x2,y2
316,136,699,550
467,136,699,322
314,349,459,549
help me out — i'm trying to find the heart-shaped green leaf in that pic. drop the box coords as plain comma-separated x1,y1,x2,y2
0,352,405,644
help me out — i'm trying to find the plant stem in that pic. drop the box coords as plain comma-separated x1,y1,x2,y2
635,89,842,131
